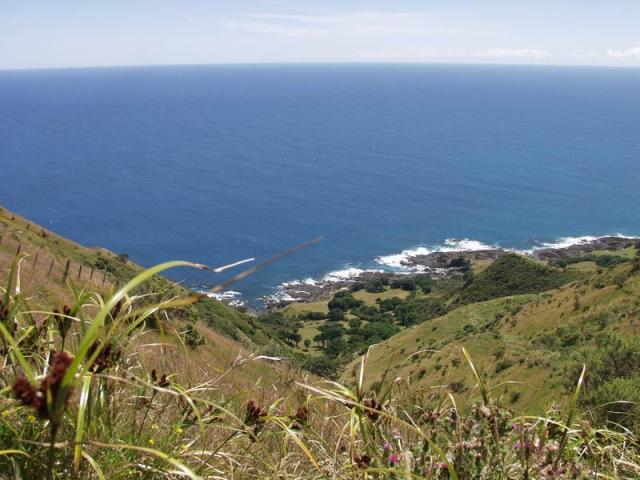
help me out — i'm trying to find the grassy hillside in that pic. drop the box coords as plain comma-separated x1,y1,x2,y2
0,206,273,346
1,206,639,478
343,256,640,415
456,253,576,304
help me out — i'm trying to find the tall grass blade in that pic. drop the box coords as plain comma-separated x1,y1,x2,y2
73,373,93,474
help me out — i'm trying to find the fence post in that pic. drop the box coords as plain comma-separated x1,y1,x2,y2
90,267,94,280
47,259,55,278
102,269,107,286
15,244,21,255
77,264,83,281
32,252,39,269
62,259,71,283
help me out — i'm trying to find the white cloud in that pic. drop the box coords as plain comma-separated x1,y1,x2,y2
569,52,600,59
221,12,482,37
360,48,551,61
484,48,550,59
608,46,640,58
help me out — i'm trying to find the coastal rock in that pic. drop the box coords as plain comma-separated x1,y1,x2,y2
531,236,637,261
264,236,637,308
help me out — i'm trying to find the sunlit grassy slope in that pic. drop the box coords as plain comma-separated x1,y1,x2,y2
342,259,640,412
1,206,639,478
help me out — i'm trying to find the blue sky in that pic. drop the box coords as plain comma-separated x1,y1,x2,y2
1,1,639,69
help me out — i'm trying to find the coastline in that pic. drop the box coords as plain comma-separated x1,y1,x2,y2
232,234,638,309
193,234,639,309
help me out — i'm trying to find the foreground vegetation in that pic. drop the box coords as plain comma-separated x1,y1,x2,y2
1,253,638,478
1,207,639,478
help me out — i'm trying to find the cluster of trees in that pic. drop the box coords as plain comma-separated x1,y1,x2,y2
350,274,435,294
300,281,452,376
258,312,302,347
554,253,631,269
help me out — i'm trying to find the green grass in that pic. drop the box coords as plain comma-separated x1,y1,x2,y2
343,260,640,414
352,288,410,304
457,253,579,304
1,258,638,478
1,207,639,478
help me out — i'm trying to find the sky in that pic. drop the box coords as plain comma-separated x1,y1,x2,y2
1,1,639,69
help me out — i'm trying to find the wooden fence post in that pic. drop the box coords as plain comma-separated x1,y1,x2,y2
32,252,39,269
62,259,71,283
102,269,107,286
90,267,94,280
15,244,21,255
47,259,55,278
77,264,83,281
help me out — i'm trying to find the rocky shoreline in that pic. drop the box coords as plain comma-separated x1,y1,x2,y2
262,236,637,308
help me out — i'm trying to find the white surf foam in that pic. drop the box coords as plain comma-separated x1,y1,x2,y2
439,238,496,252
528,233,638,252
322,267,383,282
201,290,245,307
375,238,496,269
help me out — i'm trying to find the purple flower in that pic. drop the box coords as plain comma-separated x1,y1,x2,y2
514,441,522,450
383,441,392,451
437,462,448,469
389,453,399,465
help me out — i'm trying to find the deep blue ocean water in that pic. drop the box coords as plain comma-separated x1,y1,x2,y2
1,64,639,304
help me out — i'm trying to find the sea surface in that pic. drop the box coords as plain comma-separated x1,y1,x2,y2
1,64,639,305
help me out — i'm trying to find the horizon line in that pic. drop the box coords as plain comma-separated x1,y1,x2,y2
1,60,639,73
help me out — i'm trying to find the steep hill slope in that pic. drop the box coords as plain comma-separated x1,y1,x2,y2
342,258,640,412
0,205,273,346
456,253,576,304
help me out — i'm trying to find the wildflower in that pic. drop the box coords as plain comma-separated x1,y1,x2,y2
424,409,439,423
158,374,170,388
388,453,399,465
245,400,267,425
109,299,124,321
353,453,370,469
87,341,121,373
290,405,308,429
175,426,183,434
13,351,73,420
27,415,36,423
148,438,155,446
383,441,392,451
0,299,10,324
53,306,72,338
151,423,159,430
363,398,382,421
514,440,522,450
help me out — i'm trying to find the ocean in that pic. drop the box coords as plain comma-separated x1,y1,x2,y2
1,64,639,305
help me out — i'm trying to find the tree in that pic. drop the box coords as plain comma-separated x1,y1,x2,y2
326,337,347,357
303,339,311,351
448,256,471,271
390,277,417,291
328,291,363,311
365,277,387,293
328,308,345,322
303,357,337,378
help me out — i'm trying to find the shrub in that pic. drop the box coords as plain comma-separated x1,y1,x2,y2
459,254,573,304
327,308,345,322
